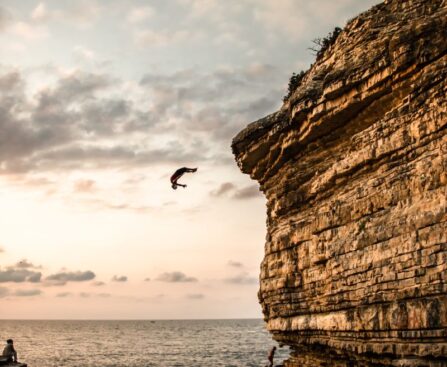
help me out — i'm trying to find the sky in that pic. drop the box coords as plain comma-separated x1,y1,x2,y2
0,0,380,320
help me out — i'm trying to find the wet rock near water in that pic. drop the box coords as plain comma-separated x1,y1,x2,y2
233,0,447,365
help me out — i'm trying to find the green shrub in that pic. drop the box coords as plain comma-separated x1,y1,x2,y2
283,70,306,102
309,27,342,60
282,27,342,102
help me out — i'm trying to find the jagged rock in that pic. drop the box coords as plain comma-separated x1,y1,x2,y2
232,0,447,364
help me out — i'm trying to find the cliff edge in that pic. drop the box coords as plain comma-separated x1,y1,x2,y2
232,0,447,362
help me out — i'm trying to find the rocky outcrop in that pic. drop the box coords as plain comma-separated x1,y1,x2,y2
232,0,447,364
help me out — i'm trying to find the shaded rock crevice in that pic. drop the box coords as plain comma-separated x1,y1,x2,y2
232,0,447,363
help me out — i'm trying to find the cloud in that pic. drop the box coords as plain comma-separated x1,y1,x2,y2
186,293,204,299
247,0,383,47
56,292,72,298
233,185,261,199
210,183,261,200
0,70,114,173
19,144,203,173
224,272,258,285
52,71,113,101
155,271,198,283
0,286,10,298
134,29,191,47
245,63,277,78
0,61,283,184
30,1,103,28
179,0,221,17
178,0,245,32
0,6,12,31
210,182,236,197
64,1,103,27
139,68,198,86
45,270,95,285
14,259,41,269
9,21,48,40
81,199,153,213
111,275,128,282
127,6,154,24
74,179,96,193
0,68,207,176
91,281,105,287
31,3,48,21
139,64,282,144
79,292,111,298
227,260,243,268
252,0,307,41
14,289,42,297
0,269,42,283
0,287,43,298
0,246,4,253
144,278,151,282
80,98,133,135
72,46,97,63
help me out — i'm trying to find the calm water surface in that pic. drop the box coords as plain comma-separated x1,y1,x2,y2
0,319,289,367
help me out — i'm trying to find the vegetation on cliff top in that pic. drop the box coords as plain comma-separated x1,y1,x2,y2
309,26,342,59
283,27,342,102
283,71,306,102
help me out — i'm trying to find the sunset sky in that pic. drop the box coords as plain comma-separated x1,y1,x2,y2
0,0,380,319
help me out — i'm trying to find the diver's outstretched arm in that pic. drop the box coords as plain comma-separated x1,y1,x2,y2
177,183,187,188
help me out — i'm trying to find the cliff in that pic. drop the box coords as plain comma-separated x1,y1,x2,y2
232,0,447,364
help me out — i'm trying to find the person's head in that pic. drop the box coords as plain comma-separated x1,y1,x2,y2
273,346,276,350
171,183,177,190
6,339,13,345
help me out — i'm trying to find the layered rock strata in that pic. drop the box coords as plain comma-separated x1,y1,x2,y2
232,0,447,363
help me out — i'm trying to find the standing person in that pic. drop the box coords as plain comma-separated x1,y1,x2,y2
170,167,197,190
268,346,276,367
3,339,18,364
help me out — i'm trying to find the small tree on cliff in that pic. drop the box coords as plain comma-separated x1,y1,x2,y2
283,70,306,102
282,27,342,102
309,26,342,59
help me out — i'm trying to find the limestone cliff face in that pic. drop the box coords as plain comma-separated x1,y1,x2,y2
233,0,447,362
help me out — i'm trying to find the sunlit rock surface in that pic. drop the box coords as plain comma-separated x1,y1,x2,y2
232,0,447,365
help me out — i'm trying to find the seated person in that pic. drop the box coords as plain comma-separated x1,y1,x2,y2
2,339,17,364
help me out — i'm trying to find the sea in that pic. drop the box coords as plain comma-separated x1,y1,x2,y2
0,319,290,367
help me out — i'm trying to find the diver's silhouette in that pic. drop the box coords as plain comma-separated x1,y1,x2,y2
170,167,197,190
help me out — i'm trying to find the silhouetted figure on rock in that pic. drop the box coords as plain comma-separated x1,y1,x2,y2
2,339,17,364
267,346,276,367
170,167,197,190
